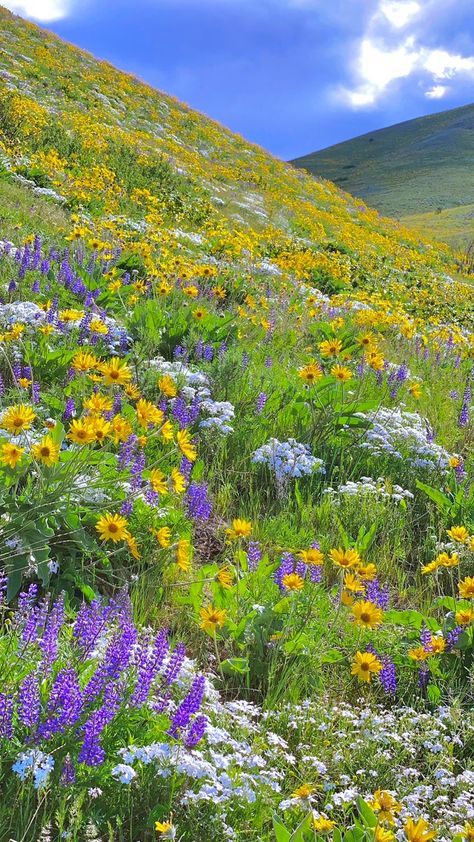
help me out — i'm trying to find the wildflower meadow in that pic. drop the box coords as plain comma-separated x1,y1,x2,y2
0,5,473,841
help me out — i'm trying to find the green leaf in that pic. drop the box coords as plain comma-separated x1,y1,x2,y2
321,648,343,664
220,657,250,675
357,797,378,829
427,684,441,705
273,815,291,842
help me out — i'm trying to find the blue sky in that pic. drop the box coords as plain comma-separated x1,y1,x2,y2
4,0,474,159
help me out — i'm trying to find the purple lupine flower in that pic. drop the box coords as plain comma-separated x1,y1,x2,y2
446,626,463,650
256,392,267,414
0,693,13,739
39,593,65,671
31,279,41,294
264,356,273,368
118,330,129,354
130,450,146,491
18,673,41,728
7,279,17,293
357,357,365,377
309,564,323,583
180,456,193,480
274,552,297,591
39,668,83,739
185,713,207,747
172,396,190,429
419,664,430,692
163,642,186,685
218,342,227,359
112,394,122,415
79,682,122,766
131,628,169,707
0,373,4,396
397,363,409,383
420,624,432,652
73,599,111,655
60,755,76,785
242,351,250,369
247,541,262,571
32,382,40,404
118,434,138,469
84,620,137,704
186,482,212,521
120,499,134,517
168,674,206,737
40,258,50,275
62,397,75,422
203,344,214,362
379,656,397,695
365,579,389,610
18,583,39,613
195,338,204,360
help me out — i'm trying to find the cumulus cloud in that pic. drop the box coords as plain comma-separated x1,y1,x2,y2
2,0,74,21
340,0,474,107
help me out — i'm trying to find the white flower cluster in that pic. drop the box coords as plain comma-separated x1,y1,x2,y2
0,300,45,326
151,356,235,435
252,438,324,481
150,356,209,388
323,476,414,504
359,407,451,472
12,749,54,789
199,398,235,434
267,700,474,834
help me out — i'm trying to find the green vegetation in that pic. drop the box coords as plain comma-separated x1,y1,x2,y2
291,102,474,249
0,5,473,841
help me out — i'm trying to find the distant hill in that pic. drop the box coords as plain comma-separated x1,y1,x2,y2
291,104,474,249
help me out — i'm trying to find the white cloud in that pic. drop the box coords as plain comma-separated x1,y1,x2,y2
341,0,474,108
2,0,73,21
425,84,449,98
379,0,420,28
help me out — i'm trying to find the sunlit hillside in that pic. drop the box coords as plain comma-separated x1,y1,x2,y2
0,6,474,842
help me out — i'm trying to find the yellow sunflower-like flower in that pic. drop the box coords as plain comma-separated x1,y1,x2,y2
100,357,132,386
352,600,383,629
459,577,474,599
330,547,360,569
319,338,342,358
403,817,436,842
67,418,95,445
158,375,177,397
176,539,191,571
298,362,322,384
96,512,129,543
331,364,352,382
282,572,305,591
312,816,336,833
447,525,470,543
226,518,252,540
351,650,382,683
2,404,36,436
199,604,226,632
176,429,197,461
0,441,25,468
31,435,60,466
151,526,172,547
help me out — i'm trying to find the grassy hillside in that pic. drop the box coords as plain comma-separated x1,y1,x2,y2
291,103,474,249
0,6,474,842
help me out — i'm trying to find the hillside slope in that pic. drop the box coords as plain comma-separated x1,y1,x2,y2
0,4,468,325
291,103,474,248
1,8,474,842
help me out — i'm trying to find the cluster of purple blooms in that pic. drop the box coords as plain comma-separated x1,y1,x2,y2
2,586,207,789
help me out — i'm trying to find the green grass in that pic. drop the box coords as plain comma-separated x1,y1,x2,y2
291,102,474,247
0,175,69,242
